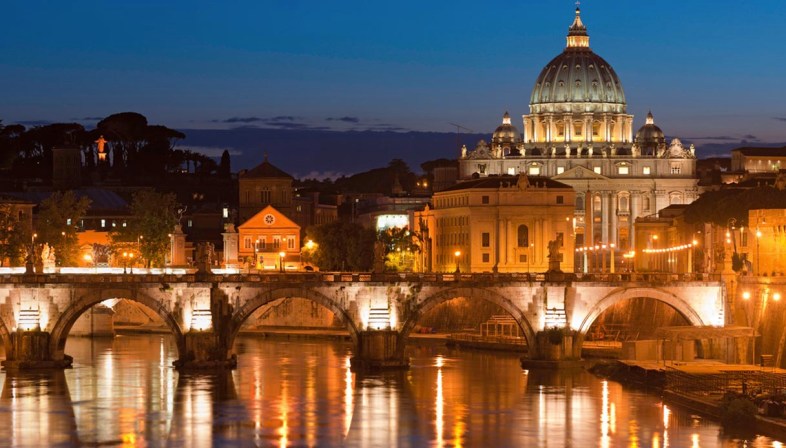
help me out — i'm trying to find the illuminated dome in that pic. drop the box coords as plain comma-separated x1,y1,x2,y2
635,111,665,142
529,7,626,113
492,112,519,144
634,111,666,156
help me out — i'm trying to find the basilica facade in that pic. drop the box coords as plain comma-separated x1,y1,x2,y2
458,7,699,252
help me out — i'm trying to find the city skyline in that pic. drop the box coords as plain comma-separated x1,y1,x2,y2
2,1,786,174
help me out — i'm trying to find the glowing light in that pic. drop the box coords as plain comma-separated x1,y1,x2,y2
17,309,40,331
190,309,212,331
774,292,782,302
436,355,444,448
742,291,751,300
305,240,315,250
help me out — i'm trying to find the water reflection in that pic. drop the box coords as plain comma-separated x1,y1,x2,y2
0,370,80,446
0,335,783,446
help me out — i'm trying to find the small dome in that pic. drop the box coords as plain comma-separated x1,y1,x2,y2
492,111,519,145
635,111,665,143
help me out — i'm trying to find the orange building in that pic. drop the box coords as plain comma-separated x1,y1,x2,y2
238,205,301,271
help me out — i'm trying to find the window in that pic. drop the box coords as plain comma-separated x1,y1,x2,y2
643,196,651,211
244,237,252,249
223,207,229,218
619,195,629,212
556,195,564,204
671,165,681,174
122,221,127,227
519,254,528,263
482,195,489,204
66,218,72,225
259,238,266,250
507,167,516,175
288,237,295,249
528,166,541,175
273,236,280,248
517,225,529,247
643,166,651,175
618,166,629,175
482,253,490,263
557,166,565,174
482,232,490,247
187,219,192,228
593,166,601,174
261,189,271,203
100,219,106,228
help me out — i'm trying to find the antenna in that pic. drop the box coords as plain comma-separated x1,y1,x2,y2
448,122,473,155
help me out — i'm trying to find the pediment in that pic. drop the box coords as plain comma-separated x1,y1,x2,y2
553,165,609,180
239,205,299,230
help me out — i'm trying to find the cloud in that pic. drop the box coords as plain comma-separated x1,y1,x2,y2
360,124,411,132
773,117,786,122
16,119,52,126
742,134,759,140
293,170,349,181
684,136,737,141
223,116,264,124
326,116,360,123
72,116,104,121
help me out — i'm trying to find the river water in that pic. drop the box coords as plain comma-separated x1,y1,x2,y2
0,334,782,447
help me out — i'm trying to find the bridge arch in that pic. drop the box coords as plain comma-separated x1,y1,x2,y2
229,287,360,348
575,287,705,347
402,287,536,347
49,288,186,362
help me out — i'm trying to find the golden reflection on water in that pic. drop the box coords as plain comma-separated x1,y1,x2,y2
1,336,785,446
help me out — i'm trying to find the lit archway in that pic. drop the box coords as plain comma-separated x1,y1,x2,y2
575,287,704,352
230,287,360,349
403,287,535,348
49,288,186,362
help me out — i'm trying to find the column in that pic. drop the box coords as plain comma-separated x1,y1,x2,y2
585,191,594,245
523,116,530,143
601,192,610,243
609,192,618,246
629,192,638,249
565,114,572,142
547,116,554,142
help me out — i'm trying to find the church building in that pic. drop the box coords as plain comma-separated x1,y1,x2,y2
457,7,700,252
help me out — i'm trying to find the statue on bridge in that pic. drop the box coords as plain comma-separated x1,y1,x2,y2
196,242,215,274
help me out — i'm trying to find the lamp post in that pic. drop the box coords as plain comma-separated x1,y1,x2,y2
279,251,286,273
454,250,461,274
122,251,129,274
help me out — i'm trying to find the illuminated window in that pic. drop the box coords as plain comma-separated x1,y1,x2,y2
187,219,192,228
643,166,651,175
244,237,251,249
618,166,629,175
557,166,565,174
671,165,681,174
222,207,229,218
593,166,601,174
528,166,541,175
100,219,106,228
66,218,72,225
288,237,295,249
507,167,517,175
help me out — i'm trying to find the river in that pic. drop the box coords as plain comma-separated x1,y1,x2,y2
0,334,781,447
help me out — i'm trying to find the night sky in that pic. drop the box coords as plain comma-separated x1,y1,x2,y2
2,1,785,173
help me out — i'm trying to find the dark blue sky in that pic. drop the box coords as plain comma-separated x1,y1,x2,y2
2,1,786,154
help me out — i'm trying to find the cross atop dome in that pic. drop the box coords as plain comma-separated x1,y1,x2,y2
567,5,590,49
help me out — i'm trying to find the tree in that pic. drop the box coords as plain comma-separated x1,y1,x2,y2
305,221,376,271
36,191,91,266
112,190,180,268
0,204,31,266
378,226,422,271
219,150,231,177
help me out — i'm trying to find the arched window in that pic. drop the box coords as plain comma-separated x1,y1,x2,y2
576,195,585,211
593,195,602,212
619,195,629,212
517,225,529,247
643,196,651,211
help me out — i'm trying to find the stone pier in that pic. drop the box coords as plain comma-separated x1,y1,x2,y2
351,330,409,370
2,330,72,371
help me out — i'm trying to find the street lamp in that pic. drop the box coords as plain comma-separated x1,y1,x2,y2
122,251,134,274
279,251,286,273
454,250,461,274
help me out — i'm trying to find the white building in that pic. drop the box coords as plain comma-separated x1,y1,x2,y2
458,7,699,250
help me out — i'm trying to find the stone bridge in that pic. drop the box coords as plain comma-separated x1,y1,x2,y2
0,272,725,370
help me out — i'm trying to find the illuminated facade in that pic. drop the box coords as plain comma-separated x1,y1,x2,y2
415,174,575,273
458,7,699,251
238,205,301,270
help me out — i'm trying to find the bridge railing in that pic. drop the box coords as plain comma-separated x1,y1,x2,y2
0,271,723,284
